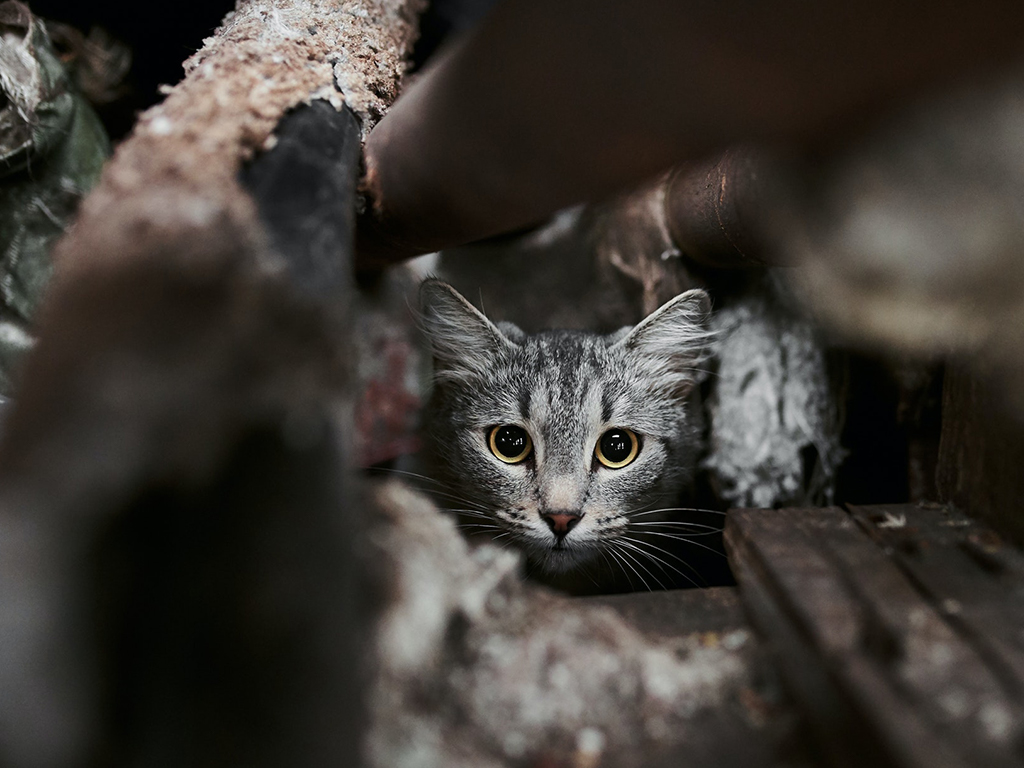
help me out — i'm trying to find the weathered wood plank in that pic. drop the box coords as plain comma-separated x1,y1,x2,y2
727,541,901,768
852,503,1024,699
726,506,1024,768
936,366,1024,547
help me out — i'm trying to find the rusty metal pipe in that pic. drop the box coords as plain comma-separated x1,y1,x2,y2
358,0,1024,267
663,148,782,269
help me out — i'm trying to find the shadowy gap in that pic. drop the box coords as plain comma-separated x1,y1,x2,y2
91,424,368,768
31,0,234,140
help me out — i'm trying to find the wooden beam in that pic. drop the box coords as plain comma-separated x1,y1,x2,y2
937,366,1024,546
726,505,1024,768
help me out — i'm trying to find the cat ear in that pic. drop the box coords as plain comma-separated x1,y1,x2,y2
612,289,713,395
419,279,519,380
495,320,527,345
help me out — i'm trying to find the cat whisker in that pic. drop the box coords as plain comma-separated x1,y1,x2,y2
488,531,517,548
428,488,497,508
443,509,497,522
457,525,505,536
372,472,488,505
368,469,502,515
522,553,543,582
655,532,729,560
632,528,729,562
601,516,721,538
629,519,717,528
623,531,705,565
615,537,700,588
622,520,720,532
628,506,727,518
454,517,503,529
607,540,666,591
596,548,624,589
367,467,449,487
628,526,722,539
576,550,610,589
621,545,673,592
616,536,704,589
604,544,650,592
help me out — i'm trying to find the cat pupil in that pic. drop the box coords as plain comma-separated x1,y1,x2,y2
494,425,528,458
601,430,632,462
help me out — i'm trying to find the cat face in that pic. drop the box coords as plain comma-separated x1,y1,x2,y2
420,279,711,576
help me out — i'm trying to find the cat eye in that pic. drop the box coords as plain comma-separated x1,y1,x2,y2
595,428,640,469
488,425,533,464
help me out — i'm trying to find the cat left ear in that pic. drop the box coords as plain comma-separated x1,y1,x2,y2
613,289,713,394
419,279,518,381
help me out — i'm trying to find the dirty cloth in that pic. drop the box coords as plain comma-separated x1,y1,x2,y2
0,1,109,394
703,274,844,508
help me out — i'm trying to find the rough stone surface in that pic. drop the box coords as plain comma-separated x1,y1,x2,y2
777,64,1024,418
367,480,763,768
0,3,424,765
51,0,423,288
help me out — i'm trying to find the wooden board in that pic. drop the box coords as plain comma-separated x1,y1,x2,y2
936,366,1024,547
850,504,1024,701
579,585,748,639
726,504,1024,768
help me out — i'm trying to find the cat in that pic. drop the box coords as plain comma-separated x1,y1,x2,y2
419,278,718,592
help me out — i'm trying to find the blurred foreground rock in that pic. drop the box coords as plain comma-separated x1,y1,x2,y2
367,480,792,768
772,64,1024,420
0,0,422,765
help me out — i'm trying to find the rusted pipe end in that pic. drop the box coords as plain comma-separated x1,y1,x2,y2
355,150,429,269
663,148,779,269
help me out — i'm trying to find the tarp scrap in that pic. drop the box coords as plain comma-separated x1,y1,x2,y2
0,1,109,394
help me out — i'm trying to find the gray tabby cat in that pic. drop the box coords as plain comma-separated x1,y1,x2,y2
420,279,714,591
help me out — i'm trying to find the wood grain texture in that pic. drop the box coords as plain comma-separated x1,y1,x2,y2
852,503,1024,699
937,365,1024,547
726,505,1024,768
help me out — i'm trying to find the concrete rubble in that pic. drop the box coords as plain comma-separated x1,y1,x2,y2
366,480,766,768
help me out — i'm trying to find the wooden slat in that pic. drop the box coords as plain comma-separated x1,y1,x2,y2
936,366,1024,547
578,585,748,639
852,503,1024,697
727,540,903,768
726,506,1024,768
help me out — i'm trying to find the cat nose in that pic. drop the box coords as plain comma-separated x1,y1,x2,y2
542,511,582,538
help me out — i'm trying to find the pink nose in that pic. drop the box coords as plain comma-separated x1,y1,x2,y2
542,512,582,538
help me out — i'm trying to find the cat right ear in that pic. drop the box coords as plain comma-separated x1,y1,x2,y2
612,288,713,396
419,279,518,380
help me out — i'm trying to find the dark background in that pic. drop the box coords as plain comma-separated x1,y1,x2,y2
30,0,234,138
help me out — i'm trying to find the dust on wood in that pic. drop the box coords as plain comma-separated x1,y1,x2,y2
726,504,1024,768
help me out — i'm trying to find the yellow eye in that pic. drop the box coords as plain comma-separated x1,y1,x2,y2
488,425,533,464
595,428,639,469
